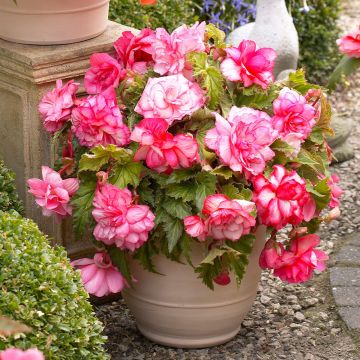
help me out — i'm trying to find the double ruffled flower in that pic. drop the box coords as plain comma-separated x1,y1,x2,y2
92,184,155,251
130,118,199,173
184,194,256,242
205,106,277,178
71,252,126,297
27,166,79,221
337,26,360,58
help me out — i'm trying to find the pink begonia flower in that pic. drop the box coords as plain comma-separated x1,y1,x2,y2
0,348,45,360
220,40,276,90
184,194,256,241
337,26,360,58
253,165,316,230
134,74,205,125
71,252,126,297
38,79,79,133
114,29,155,74
205,106,277,178
152,22,206,76
327,174,343,208
84,53,127,94
213,270,231,286
71,87,130,148
27,166,79,221
260,235,328,283
130,118,199,173
92,184,155,251
272,87,316,152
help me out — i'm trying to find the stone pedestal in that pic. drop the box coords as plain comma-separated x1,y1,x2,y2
0,21,135,258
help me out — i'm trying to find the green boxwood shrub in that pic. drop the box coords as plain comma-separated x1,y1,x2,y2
0,211,109,360
0,160,23,214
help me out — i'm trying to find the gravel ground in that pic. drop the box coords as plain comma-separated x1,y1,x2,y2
96,2,360,359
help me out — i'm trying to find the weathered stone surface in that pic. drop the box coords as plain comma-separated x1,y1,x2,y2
0,21,136,258
338,307,360,329
335,246,360,265
332,287,360,306
330,268,360,287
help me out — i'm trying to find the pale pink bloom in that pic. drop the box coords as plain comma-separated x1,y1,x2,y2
274,235,328,283
220,40,276,89
114,29,155,74
27,166,79,221
134,74,205,125
38,79,79,133
0,348,45,360
327,174,343,208
152,22,206,75
130,118,199,173
272,87,316,147
337,26,360,58
185,194,256,242
205,106,277,178
72,87,130,148
253,165,316,230
71,252,126,297
84,53,127,94
92,184,155,251
184,216,205,240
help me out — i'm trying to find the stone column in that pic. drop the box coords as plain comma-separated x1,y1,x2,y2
0,21,134,258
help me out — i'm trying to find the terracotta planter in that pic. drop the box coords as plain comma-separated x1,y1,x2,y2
123,226,267,348
0,0,110,45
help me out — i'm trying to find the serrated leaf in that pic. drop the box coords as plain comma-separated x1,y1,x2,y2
204,65,224,109
138,177,155,206
109,162,143,189
222,183,252,201
162,198,192,219
167,182,197,202
286,69,320,95
226,233,256,254
211,166,233,179
106,246,132,285
309,127,325,144
235,83,278,110
79,145,133,172
133,241,159,274
180,233,194,267
317,94,335,137
295,148,325,173
205,23,226,48
166,168,198,184
328,55,360,91
271,139,295,154
196,123,217,161
195,172,217,211
308,178,331,211
162,215,184,253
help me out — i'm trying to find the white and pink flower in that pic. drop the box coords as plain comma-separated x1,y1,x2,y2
184,194,256,241
220,40,276,89
327,174,343,208
39,79,79,133
72,252,127,297
152,22,206,76
114,29,155,74
0,348,45,360
337,26,360,58
71,87,130,148
92,184,155,251
27,166,79,221
84,53,127,94
253,165,316,230
130,118,199,173
134,74,205,125
205,106,277,178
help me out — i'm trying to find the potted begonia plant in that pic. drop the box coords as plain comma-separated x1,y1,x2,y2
28,22,342,348
0,0,110,45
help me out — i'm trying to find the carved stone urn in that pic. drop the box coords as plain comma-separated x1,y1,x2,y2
226,0,299,79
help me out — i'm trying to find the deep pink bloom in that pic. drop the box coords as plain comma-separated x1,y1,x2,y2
0,348,45,360
272,87,316,150
205,106,277,178
38,79,79,133
220,40,276,89
327,174,343,208
253,165,316,230
213,270,231,286
134,74,205,125
130,118,199,173
114,29,155,74
152,22,206,75
185,194,256,241
337,26,360,58
71,252,126,297
274,235,328,283
92,184,155,251
259,241,285,269
84,53,127,94
27,166,79,221
72,87,130,148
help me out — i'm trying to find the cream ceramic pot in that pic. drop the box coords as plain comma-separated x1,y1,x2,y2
123,226,267,348
0,0,110,45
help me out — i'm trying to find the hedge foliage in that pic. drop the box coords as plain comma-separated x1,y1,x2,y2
0,211,109,360
0,160,23,214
